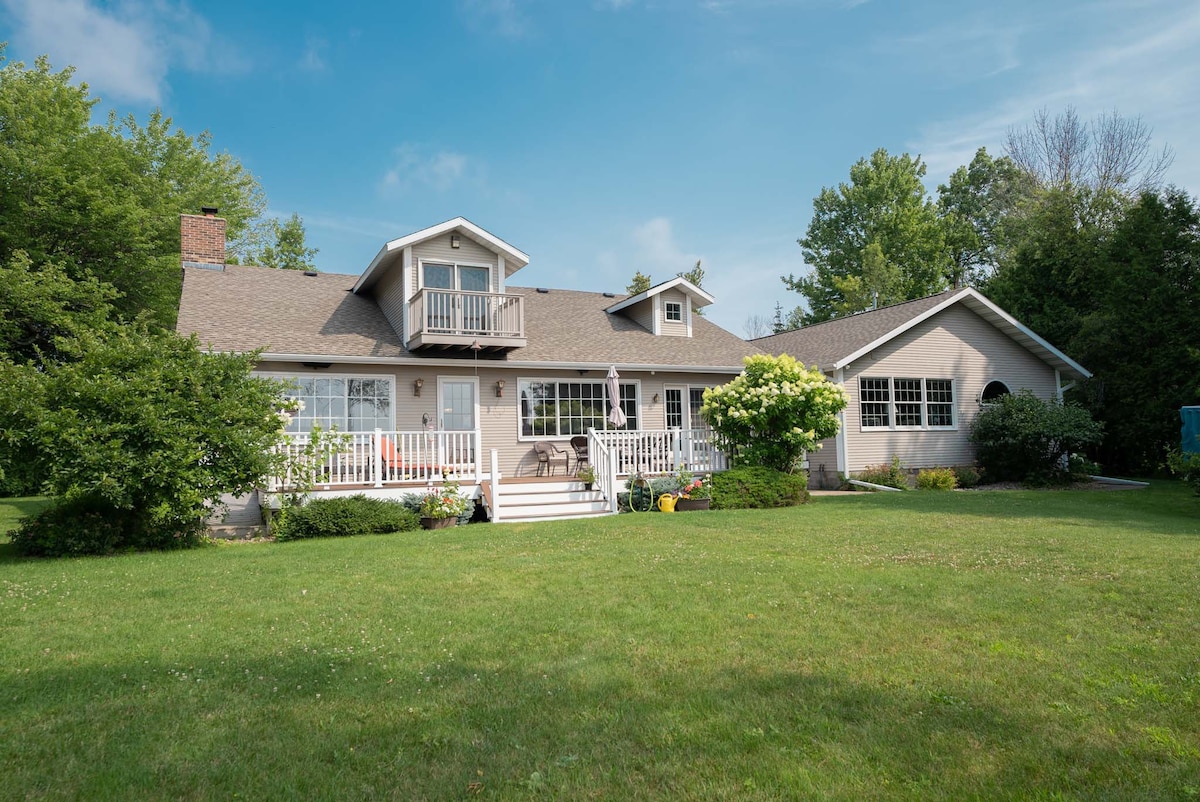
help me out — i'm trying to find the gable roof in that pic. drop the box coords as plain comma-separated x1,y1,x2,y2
177,267,760,372
753,288,1091,381
353,217,530,293
604,276,714,314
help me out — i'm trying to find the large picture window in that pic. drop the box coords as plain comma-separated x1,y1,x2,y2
859,377,954,430
271,375,393,433
518,379,638,438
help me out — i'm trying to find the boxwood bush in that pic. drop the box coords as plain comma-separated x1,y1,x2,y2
273,495,419,541
969,391,1103,484
710,466,809,509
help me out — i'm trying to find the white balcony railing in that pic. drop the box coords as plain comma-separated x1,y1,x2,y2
408,288,524,340
267,429,481,491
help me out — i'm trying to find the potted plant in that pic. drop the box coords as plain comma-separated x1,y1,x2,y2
672,469,712,511
418,478,472,529
578,465,597,491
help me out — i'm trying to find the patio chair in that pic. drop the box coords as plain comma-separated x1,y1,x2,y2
534,441,568,476
569,436,589,475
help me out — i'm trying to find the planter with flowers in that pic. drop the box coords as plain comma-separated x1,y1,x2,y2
671,469,712,511
418,479,473,529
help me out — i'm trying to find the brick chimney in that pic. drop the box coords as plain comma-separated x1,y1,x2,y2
180,206,226,269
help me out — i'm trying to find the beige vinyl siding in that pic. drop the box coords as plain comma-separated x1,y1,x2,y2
842,304,1058,472
411,234,500,291
373,262,407,343
659,289,689,337
627,299,656,333
807,438,841,488
256,362,737,479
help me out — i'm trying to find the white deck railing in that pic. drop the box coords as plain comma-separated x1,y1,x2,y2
590,428,729,477
408,288,524,339
268,429,481,491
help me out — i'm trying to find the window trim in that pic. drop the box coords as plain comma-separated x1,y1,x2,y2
664,300,683,323
255,371,397,433
516,377,641,441
859,376,956,432
417,258,494,293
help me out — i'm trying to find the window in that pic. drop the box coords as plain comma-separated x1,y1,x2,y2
518,379,638,438
278,375,393,433
665,386,710,429
664,301,683,322
859,377,954,429
980,380,1010,403
860,378,891,428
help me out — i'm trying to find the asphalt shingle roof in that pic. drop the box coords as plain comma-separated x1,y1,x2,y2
751,291,960,370
176,265,760,370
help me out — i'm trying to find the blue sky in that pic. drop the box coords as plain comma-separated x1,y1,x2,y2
2,0,1198,334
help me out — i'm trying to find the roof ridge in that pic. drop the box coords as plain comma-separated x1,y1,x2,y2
752,288,961,340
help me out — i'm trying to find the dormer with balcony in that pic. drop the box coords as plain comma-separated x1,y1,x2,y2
605,276,714,337
354,217,529,353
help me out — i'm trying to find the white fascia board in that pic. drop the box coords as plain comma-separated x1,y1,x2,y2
605,276,716,314
352,217,530,294
831,288,1092,381
256,352,745,374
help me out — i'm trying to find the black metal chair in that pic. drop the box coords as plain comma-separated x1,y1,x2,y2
569,436,589,475
534,441,568,476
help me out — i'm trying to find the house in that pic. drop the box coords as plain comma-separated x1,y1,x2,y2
176,211,762,522
751,289,1092,488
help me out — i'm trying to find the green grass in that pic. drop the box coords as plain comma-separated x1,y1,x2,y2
1,486,1198,800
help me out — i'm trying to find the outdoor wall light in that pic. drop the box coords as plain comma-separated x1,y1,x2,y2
414,377,424,397
496,379,506,397
653,392,661,403
450,234,461,249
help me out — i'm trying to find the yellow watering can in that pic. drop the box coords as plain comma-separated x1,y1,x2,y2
657,493,678,513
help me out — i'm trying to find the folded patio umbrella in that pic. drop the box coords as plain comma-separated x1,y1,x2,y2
606,365,627,428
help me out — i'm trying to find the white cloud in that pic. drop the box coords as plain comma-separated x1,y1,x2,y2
457,0,528,39
912,2,1200,189
299,36,327,72
630,217,702,280
0,0,243,104
380,144,473,194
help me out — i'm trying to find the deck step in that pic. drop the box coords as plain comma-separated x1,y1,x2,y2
490,481,616,522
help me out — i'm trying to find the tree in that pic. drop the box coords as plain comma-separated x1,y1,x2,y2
786,149,950,324
0,50,267,328
1072,188,1200,473
625,271,651,295
1,329,288,555
0,251,116,366
700,354,848,473
936,147,1030,286
252,212,319,270
1005,107,1174,197
742,313,774,339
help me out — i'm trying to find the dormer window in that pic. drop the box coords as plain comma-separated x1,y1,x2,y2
664,301,683,322
423,262,490,293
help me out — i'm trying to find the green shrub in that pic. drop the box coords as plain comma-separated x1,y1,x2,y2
10,495,205,557
1167,449,1200,496
969,391,1103,484
853,455,908,490
952,465,981,488
274,495,419,541
917,467,958,491
710,466,809,509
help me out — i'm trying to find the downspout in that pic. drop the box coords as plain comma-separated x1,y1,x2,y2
835,368,849,481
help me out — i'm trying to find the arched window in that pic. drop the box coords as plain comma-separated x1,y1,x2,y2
981,380,1011,403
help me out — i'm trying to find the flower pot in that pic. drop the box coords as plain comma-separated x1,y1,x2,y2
674,497,710,511
421,516,457,530
583,482,594,491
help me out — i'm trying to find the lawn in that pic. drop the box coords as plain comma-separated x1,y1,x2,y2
1,486,1198,800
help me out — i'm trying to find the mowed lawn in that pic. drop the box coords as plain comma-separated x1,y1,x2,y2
1,486,1198,801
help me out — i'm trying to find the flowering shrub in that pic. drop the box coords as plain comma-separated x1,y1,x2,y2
417,479,473,519
701,354,847,473
670,468,711,499
853,455,908,490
